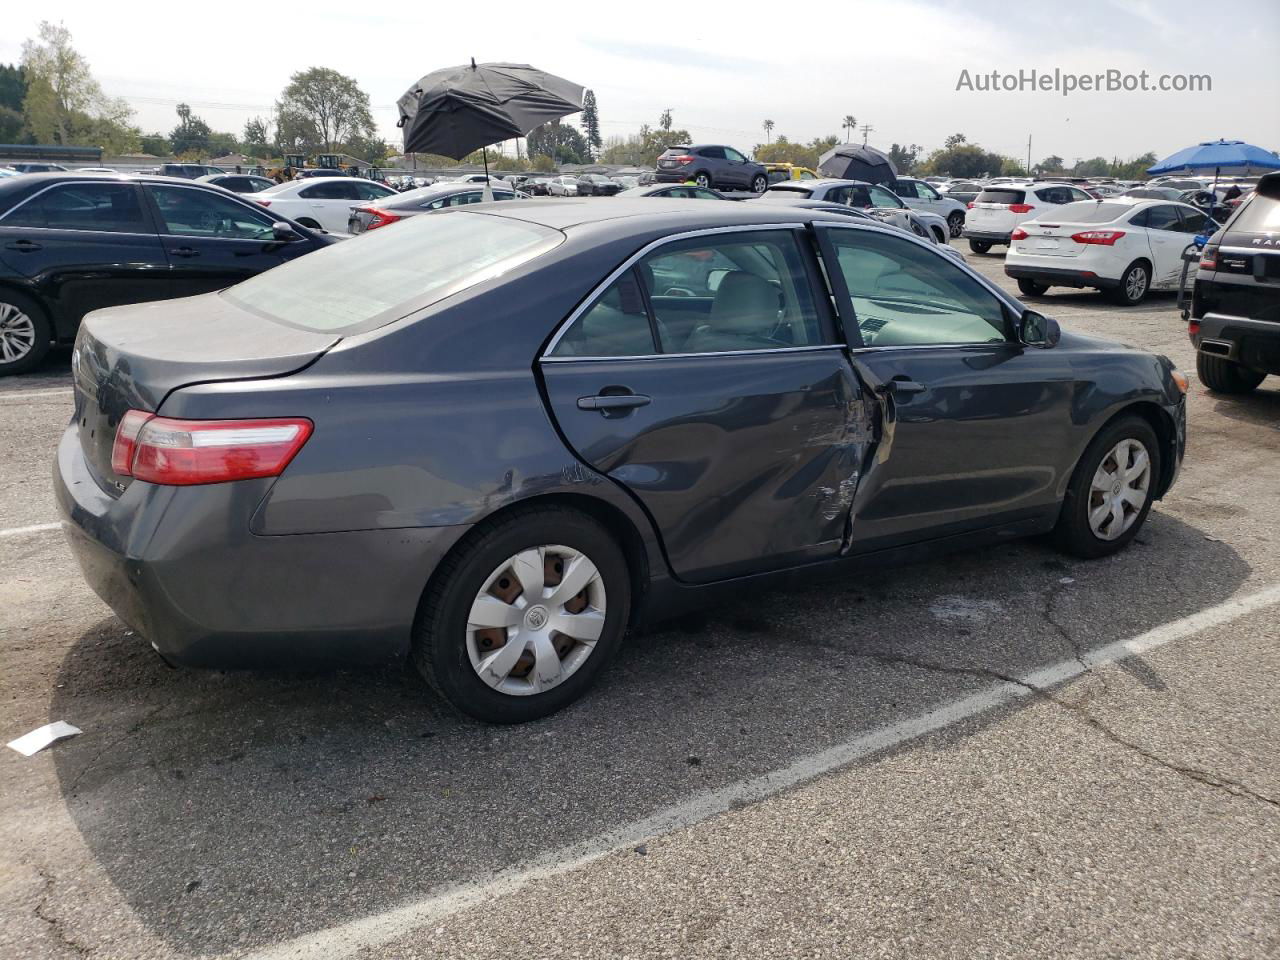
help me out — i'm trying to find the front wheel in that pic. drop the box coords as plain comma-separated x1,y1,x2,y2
1196,352,1266,394
1054,416,1160,559
968,239,992,255
1018,278,1049,296
694,172,712,189
947,211,965,238
750,174,768,193
411,507,631,723
0,290,52,377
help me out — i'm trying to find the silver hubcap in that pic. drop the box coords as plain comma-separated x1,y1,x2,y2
1125,266,1148,301
466,545,606,697
0,302,36,364
1088,438,1151,540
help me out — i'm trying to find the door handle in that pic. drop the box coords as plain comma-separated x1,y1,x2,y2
169,247,199,258
577,393,652,412
877,378,927,396
4,239,41,252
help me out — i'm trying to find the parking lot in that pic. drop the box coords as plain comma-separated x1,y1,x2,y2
1,242,1277,960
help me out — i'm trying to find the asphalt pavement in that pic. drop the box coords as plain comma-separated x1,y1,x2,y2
1,241,1277,960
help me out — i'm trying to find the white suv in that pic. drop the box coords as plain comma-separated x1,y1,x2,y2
964,182,1093,254
1003,197,1214,305
891,177,968,237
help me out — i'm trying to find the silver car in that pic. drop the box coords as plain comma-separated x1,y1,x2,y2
347,182,522,234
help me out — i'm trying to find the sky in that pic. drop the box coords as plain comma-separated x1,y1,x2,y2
4,0,1278,164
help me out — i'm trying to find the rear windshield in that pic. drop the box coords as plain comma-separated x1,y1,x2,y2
224,210,562,333
765,184,813,197
976,189,1026,204
1230,190,1280,234
1038,201,1130,223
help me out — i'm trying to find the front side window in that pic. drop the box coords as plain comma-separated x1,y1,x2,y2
826,228,1008,348
2,183,148,233
799,170,817,180
148,185,276,240
354,181,395,201
916,182,941,200
724,148,747,163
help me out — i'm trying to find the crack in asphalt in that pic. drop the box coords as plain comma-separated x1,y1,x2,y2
1041,578,1110,697
66,700,171,798
34,867,91,957
856,652,1280,813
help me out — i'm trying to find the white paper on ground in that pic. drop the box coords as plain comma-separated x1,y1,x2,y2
6,721,82,756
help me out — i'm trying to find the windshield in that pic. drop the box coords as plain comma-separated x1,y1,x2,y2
224,210,562,333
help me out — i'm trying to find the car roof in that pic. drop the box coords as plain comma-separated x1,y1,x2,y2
374,182,515,205
0,171,239,187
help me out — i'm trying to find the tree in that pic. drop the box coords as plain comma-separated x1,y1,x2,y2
275,67,376,155
888,143,922,173
0,64,26,113
658,109,672,132
943,132,967,151
21,22,133,147
754,134,840,170
762,119,774,144
242,116,271,156
139,133,170,156
526,118,590,165
0,106,24,142
842,115,856,143
1035,154,1065,174
1071,156,1111,177
918,141,1004,178
169,103,211,155
580,90,601,159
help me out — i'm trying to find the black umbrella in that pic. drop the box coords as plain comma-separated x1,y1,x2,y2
817,144,898,185
398,60,585,182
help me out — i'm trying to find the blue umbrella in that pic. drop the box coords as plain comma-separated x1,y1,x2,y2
1148,140,1280,221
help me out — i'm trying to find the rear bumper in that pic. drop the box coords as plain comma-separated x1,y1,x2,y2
54,425,469,668
1191,311,1280,374
653,169,695,183
1004,263,1121,289
963,229,1012,243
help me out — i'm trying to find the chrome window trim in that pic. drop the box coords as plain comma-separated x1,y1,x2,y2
0,179,152,233
539,222,813,359
542,344,846,363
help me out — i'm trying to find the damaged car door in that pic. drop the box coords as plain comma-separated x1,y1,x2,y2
539,226,874,584
815,223,1076,552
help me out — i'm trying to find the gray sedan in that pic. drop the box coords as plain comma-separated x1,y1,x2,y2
347,181,522,234
617,184,727,200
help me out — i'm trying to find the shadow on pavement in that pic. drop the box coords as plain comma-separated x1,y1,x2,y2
50,510,1249,956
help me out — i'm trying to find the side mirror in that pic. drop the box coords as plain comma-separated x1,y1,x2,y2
272,221,302,241
1018,309,1060,348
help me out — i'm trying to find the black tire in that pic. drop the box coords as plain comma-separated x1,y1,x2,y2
968,239,993,255
1054,415,1161,559
931,226,947,244
947,211,965,238
1196,352,1265,394
1017,278,1049,296
0,288,53,377
694,171,712,189
1108,261,1150,306
750,174,768,194
411,506,631,723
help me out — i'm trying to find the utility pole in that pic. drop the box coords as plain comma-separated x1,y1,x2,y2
1026,133,1032,174
859,123,873,146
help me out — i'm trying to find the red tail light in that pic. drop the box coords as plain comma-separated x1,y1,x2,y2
1008,203,1034,213
111,412,312,485
673,155,694,165
358,206,404,231
1199,245,1218,269
255,199,271,207
1188,318,1201,337
1071,230,1126,246
966,202,974,209
1010,227,1029,241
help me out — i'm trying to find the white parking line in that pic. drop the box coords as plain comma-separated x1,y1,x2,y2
0,522,61,538
239,581,1280,960
0,387,73,401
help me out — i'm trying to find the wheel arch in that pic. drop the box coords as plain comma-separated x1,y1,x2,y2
1089,401,1180,500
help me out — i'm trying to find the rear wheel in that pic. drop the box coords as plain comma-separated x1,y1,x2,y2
1109,261,1150,305
0,290,52,377
411,507,631,723
1196,352,1266,394
947,211,965,238
694,171,712,189
750,174,768,193
1054,415,1160,559
1018,278,1049,296
968,239,992,255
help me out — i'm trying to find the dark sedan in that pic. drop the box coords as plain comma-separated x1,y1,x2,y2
347,182,522,234
197,173,278,194
576,174,623,197
0,173,334,374
57,200,1187,723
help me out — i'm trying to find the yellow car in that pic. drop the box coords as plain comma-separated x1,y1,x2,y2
764,163,820,184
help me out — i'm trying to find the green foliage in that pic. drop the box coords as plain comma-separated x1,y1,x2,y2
1071,156,1111,177
530,154,556,173
918,142,1004,178
888,143,922,173
1113,152,1158,180
580,90,601,157
139,133,170,156
275,67,377,155
762,119,775,143
526,119,591,165
242,117,271,156
0,106,24,142
598,121,693,166
753,134,839,170
943,132,967,150
169,102,211,155
0,64,26,113
21,21,134,149
841,115,857,142
1000,156,1029,177
1034,154,1065,174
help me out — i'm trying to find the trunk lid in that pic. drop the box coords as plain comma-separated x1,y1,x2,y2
73,292,339,494
1010,202,1135,259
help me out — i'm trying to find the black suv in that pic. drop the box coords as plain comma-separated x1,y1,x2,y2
0,173,334,375
1190,171,1280,393
654,144,767,193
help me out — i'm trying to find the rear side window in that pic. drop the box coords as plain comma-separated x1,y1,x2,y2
894,181,918,198
976,189,1026,205
549,270,655,357
2,183,148,233
1230,190,1280,233
698,146,726,160
1143,205,1182,231
1034,186,1074,205
300,181,358,200
225,210,562,333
